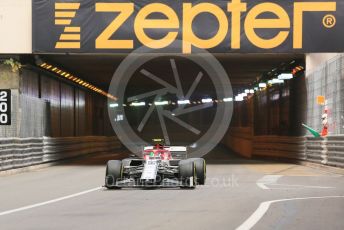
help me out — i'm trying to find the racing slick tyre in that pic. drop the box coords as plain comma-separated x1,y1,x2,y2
105,160,123,189
189,158,206,185
179,160,196,189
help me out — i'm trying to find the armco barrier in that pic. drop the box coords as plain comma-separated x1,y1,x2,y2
306,135,344,168
305,136,324,164
0,136,122,171
0,138,43,171
253,136,306,160
326,136,344,168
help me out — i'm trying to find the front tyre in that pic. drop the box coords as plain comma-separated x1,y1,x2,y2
105,160,123,189
179,160,196,189
189,158,206,185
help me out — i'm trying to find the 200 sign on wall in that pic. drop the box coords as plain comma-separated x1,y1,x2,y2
0,90,11,125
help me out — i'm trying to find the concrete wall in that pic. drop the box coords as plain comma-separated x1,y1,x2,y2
0,0,32,53
305,53,344,135
306,53,340,74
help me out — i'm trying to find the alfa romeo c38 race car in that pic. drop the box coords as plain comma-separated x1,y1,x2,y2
105,140,206,189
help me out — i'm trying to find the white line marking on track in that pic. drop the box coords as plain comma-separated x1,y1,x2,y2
270,183,334,189
236,195,344,230
0,186,102,216
256,175,283,190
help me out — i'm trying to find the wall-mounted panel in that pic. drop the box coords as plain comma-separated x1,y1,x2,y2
60,83,75,136
75,88,86,136
20,69,39,98
40,75,61,137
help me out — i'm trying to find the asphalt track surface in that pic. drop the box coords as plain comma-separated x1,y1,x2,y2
0,146,343,230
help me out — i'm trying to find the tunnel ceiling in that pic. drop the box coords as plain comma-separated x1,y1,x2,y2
40,53,304,92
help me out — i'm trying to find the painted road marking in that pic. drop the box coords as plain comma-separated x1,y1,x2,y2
256,175,283,189
269,183,334,189
0,187,102,216
256,175,334,190
236,195,344,230
246,164,332,176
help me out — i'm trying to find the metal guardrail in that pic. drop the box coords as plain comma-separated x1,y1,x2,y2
306,135,344,168
0,138,43,171
253,136,306,160
0,136,122,171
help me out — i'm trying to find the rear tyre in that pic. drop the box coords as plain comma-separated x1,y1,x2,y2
179,160,196,189
105,160,123,189
189,158,206,185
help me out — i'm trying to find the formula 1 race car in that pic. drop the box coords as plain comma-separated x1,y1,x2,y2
105,139,206,189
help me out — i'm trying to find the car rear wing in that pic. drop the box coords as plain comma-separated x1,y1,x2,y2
143,146,188,159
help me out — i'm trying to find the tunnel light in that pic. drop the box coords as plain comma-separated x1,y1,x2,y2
249,89,254,94
109,103,119,108
178,100,190,105
259,83,267,88
235,95,244,101
271,78,284,84
37,61,118,101
154,101,169,106
131,102,145,107
278,73,293,80
201,98,213,103
223,97,233,102
244,89,250,93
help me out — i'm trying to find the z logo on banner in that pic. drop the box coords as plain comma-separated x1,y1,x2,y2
55,2,81,49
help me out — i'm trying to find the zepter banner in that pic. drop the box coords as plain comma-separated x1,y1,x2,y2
33,0,344,53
